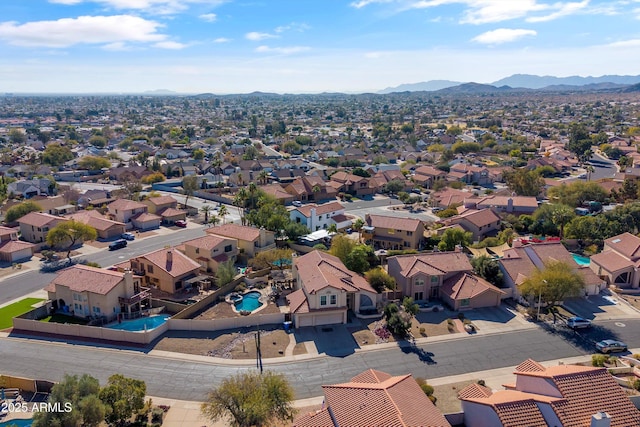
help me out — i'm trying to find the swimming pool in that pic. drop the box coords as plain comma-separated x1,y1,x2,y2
572,254,591,266
0,419,32,427
235,291,263,312
106,314,170,331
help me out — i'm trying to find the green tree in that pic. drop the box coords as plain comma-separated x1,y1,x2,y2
201,370,296,427
42,143,74,166
46,220,97,259
32,374,105,427
567,122,592,161
329,234,356,264
283,221,310,240
88,135,107,148
201,204,213,224
520,261,585,323
192,148,205,160
250,248,294,270
216,259,236,286
365,266,396,293
438,228,472,251
141,172,166,184
502,168,544,197
550,204,575,239
5,200,42,223
385,179,405,194
182,175,199,207
99,374,147,427
547,181,608,208
383,297,419,337
345,244,373,274
78,155,110,171
471,255,504,288
9,128,26,144
218,204,228,224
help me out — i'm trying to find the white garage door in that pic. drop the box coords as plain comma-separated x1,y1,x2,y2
314,312,344,326
297,315,314,328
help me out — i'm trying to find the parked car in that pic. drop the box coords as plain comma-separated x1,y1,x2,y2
175,220,187,228
595,339,627,353
121,232,135,241
292,200,302,207
566,317,592,329
109,239,127,251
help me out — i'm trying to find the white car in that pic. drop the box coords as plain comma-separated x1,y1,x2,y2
566,317,591,329
121,232,136,241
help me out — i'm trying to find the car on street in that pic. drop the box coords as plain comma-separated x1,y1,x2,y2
121,232,135,241
175,220,187,228
595,339,627,353
109,239,127,251
566,317,592,329
292,200,302,207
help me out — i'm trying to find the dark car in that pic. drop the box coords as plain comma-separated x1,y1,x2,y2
109,239,127,251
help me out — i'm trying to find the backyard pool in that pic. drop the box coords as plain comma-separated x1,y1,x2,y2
234,291,263,312
571,254,591,266
0,419,32,427
106,314,170,331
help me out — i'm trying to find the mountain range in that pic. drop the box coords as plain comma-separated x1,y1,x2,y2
378,74,640,94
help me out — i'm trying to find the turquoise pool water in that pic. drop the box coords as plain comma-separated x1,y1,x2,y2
0,419,32,427
572,254,591,266
106,314,170,331
235,291,263,312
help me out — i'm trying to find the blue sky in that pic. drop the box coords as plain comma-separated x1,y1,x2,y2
1,0,639,93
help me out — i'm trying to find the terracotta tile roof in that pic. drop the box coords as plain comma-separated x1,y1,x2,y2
0,239,34,254
415,165,446,177
295,250,376,294
389,251,473,279
206,223,261,242
351,369,393,383
526,242,574,265
0,226,17,238
261,184,293,199
441,272,505,301
183,235,229,251
45,265,125,295
137,247,200,278
431,187,469,207
515,358,545,372
446,208,500,228
366,214,422,232
294,201,344,218
148,195,176,206
590,250,634,272
331,213,349,223
108,198,147,211
67,211,124,232
320,370,451,427
457,383,493,399
130,212,161,222
605,232,640,260
475,195,539,209
292,408,335,427
158,207,185,218
18,212,63,227
286,288,309,314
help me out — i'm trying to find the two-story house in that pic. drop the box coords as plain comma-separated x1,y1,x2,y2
0,225,34,262
44,265,150,322
590,232,640,289
289,201,351,232
108,198,161,231
287,250,379,328
440,208,501,241
7,178,55,199
387,251,501,309
362,214,424,250
413,165,447,189
180,235,237,273
142,195,186,226
206,223,276,259
18,212,67,246
121,248,200,294
330,171,374,196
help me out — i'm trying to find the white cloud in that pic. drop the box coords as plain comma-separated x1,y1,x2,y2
102,41,132,50
245,31,277,41
526,0,588,22
0,15,166,48
154,40,188,49
472,28,537,44
213,37,231,43
199,13,217,22
274,22,310,33
255,45,310,54
48,0,228,15
350,0,394,8
605,38,640,47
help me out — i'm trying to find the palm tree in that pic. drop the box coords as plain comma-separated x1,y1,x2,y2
234,188,248,225
200,204,212,224
209,214,221,227
248,182,258,210
217,205,228,224
551,205,574,239
585,164,595,181
312,184,321,201
258,170,269,185
327,223,338,234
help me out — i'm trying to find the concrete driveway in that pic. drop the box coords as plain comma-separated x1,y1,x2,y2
562,293,638,321
462,304,533,334
293,324,359,357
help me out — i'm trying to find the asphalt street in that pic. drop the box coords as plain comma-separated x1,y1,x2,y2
1,319,639,401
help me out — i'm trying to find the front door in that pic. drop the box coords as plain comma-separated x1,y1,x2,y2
414,292,424,301
429,286,439,299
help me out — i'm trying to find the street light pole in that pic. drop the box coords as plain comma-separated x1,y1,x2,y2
537,280,546,321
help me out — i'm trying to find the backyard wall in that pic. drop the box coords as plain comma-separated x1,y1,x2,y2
12,317,169,345
171,277,243,320
169,312,285,331
151,298,187,314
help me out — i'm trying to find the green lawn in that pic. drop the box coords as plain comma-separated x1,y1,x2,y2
40,313,89,325
0,297,45,329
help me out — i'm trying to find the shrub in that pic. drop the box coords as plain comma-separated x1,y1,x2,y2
234,284,247,292
633,379,640,392
419,327,426,336
477,380,486,387
592,354,609,367
428,395,437,404
420,383,434,396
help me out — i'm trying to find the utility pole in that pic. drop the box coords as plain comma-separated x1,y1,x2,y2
537,280,546,321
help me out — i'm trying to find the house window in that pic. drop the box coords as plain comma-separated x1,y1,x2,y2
461,298,470,307
320,295,327,306
407,231,413,236
147,265,154,274
93,306,101,314
195,248,200,254
430,276,439,283
330,295,337,305
225,245,232,252
416,279,424,286
403,241,409,247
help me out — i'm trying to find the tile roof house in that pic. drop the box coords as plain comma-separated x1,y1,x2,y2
7,178,55,199
590,232,640,289
293,369,451,427
142,195,186,225
179,234,237,273
440,208,501,241
0,225,34,262
289,201,351,232
206,223,276,258
108,198,161,231
330,171,375,196
126,247,200,294
465,195,539,215
413,165,447,188
66,211,126,240
287,250,379,328
44,265,149,322
18,212,67,245
362,214,424,250
431,187,471,208
500,241,605,301
387,251,503,309
459,359,640,427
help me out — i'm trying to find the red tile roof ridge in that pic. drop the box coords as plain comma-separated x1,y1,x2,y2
515,358,546,373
